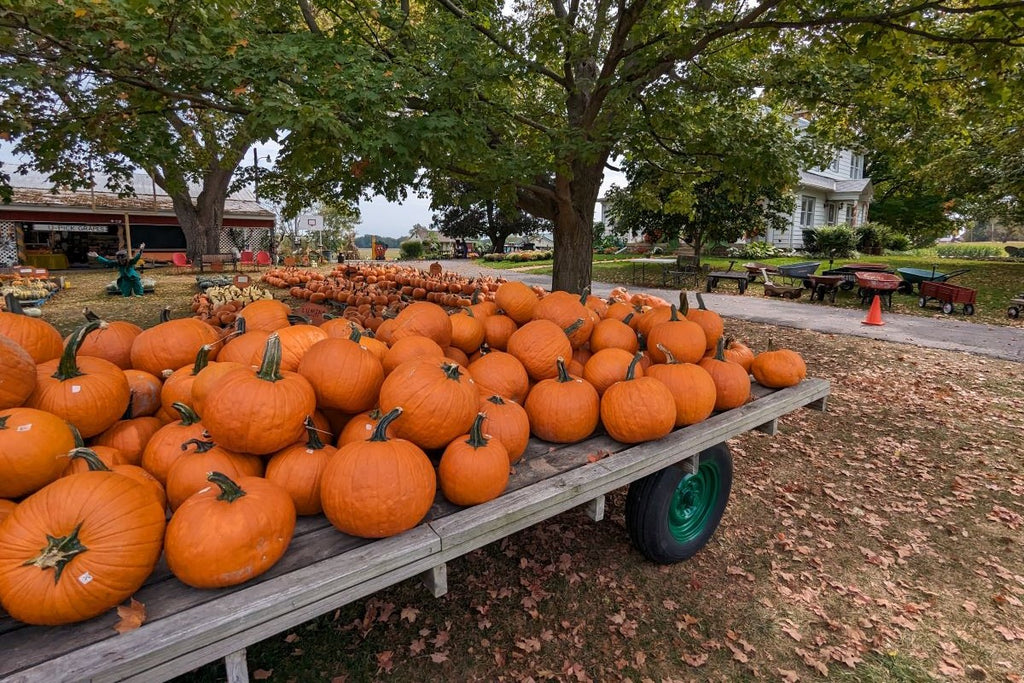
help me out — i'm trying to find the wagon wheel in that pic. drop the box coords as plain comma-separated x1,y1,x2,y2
941,301,955,315
802,278,813,290
1009,306,1021,319
839,281,855,291
963,304,975,316
705,278,715,293
897,281,914,295
625,443,733,564
738,279,748,295
918,296,928,308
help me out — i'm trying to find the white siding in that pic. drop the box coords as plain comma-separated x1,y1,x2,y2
764,189,829,250
810,150,863,181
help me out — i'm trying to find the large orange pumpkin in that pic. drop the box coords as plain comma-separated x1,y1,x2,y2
0,407,76,498
0,334,36,409
524,358,600,444
698,338,751,411
480,395,530,463
494,281,538,324
382,335,445,375
600,353,676,444
532,290,593,349
71,312,142,369
481,313,518,350
202,333,317,455
165,438,264,511
646,305,706,364
390,302,453,348
646,345,717,427
26,321,130,438
265,417,337,516
165,472,295,588
237,298,291,332
321,408,436,538
438,413,510,506
159,344,215,414
588,317,638,354
378,360,478,450
130,313,221,377
507,319,574,381
139,403,207,485
0,471,165,625
583,347,644,397
467,350,530,404
299,337,384,413
449,310,486,354
0,295,63,363
261,324,327,372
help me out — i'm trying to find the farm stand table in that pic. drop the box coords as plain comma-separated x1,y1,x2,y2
0,379,829,683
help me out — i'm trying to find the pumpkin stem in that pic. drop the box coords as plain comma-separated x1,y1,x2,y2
471,288,482,305
555,356,572,383
348,323,362,343
465,412,489,449
82,307,100,322
0,415,7,430
233,316,248,335
181,438,216,453
636,332,648,351
766,337,775,352
23,521,88,583
190,345,213,376
656,343,679,364
477,343,491,356
624,352,643,380
678,292,690,316
4,293,26,314
695,292,710,311
563,318,584,336
668,304,680,322
486,395,505,406
622,312,634,325
370,407,402,442
53,319,103,381
171,402,202,425
68,447,111,472
303,416,325,450
713,336,727,362
578,287,591,306
160,307,172,323
255,333,285,382
441,362,463,381
70,423,85,447
208,471,246,503
287,313,310,326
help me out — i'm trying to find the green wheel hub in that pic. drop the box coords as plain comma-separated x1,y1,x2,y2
668,462,720,543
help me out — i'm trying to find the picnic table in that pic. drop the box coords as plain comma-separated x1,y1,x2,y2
0,379,829,683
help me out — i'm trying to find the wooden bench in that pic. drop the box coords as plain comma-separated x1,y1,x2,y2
0,380,829,683
199,254,238,272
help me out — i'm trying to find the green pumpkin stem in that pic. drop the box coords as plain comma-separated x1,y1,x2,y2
69,447,111,472
23,521,88,583
695,292,710,311
471,288,482,305
656,343,679,365
171,402,202,425
371,407,402,441
208,471,246,503
622,312,634,325
713,336,727,362
54,319,103,381
190,345,212,376
256,333,285,382
555,356,572,383
678,292,690,316
348,323,362,343
159,307,172,323
669,304,680,322
303,416,325,450
486,395,505,405
70,423,85,447
82,307,100,322
181,438,216,453
4,293,24,315
563,318,584,336
466,412,489,448
0,415,8,430
578,287,591,306
441,362,463,381
625,352,643,380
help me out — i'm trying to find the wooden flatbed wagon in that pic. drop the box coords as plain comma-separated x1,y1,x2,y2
0,379,829,683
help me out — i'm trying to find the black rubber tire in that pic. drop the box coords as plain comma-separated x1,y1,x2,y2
897,282,914,295
918,296,928,308
941,301,954,314
1010,306,1021,319
840,281,855,291
625,443,733,564
738,280,747,295
964,304,975,316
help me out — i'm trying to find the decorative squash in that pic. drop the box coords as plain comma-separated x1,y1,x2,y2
390,302,453,348
481,313,518,351
130,310,222,377
165,471,295,588
26,321,130,438
0,470,165,625
0,294,63,363
382,335,445,375
480,395,530,464
524,358,600,444
202,333,317,456
321,408,436,538
299,337,384,413
646,345,717,427
698,338,751,411
72,310,142,369
0,407,76,498
139,403,207,485
494,281,538,324
467,349,530,404
122,369,163,418
683,292,724,352
507,318,576,381
90,416,163,466
439,413,510,506
66,447,166,510
266,417,336,515
600,353,676,444
448,309,486,354
165,438,264,511
646,305,706,364
750,341,807,388
533,290,594,349
0,335,36,410
583,348,644,397
378,360,478,450
588,316,638,354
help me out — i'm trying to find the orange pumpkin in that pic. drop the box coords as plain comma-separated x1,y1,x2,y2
0,470,165,625
165,472,295,588
438,413,510,506
0,499,15,526
480,395,530,463
449,310,486,354
588,317,638,354
646,345,717,427
382,335,445,375
0,407,76,498
237,298,291,332
165,438,264,511
190,360,247,417
583,348,644,397
139,403,207,485
494,281,539,324
321,408,436,538
646,305,706,364
684,292,724,352
722,337,755,372
71,313,141,369
299,337,384,413
481,313,518,351
524,358,599,444
378,360,478,450
130,312,221,377
261,324,328,372
0,295,63,363
336,408,395,446
532,290,594,349
390,302,453,348
91,416,163,466
750,342,807,388
0,334,36,410
507,319,574,381
66,447,166,510
122,369,163,418
159,344,214,414
698,338,751,411
600,353,676,444
467,350,530,404
265,417,336,516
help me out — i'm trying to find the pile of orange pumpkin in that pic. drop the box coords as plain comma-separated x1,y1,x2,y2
0,282,806,627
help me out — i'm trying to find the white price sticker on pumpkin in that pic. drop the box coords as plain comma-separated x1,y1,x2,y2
71,385,82,394
16,423,32,432
78,572,93,585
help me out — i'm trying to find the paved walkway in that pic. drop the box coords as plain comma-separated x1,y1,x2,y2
430,260,1024,362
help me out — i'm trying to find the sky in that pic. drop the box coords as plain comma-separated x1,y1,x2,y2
4,141,626,240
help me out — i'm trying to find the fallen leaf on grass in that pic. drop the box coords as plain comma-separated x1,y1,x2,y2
400,606,419,623
114,598,146,634
777,669,800,682
681,652,708,667
429,651,449,663
253,670,272,680
587,450,611,463
376,650,393,673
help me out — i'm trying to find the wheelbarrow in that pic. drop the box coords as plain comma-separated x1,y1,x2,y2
895,266,970,294
854,271,901,309
805,274,844,303
777,261,821,284
919,280,977,315
1008,294,1024,319
760,268,803,299
821,262,894,291
741,262,779,282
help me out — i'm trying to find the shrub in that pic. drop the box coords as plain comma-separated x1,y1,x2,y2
483,253,505,262
728,241,781,260
854,222,893,254
804,225,857,259
936,244,1005,259
400,240,424,259
883,232,913,252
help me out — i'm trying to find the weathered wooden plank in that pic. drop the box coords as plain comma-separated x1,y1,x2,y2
3,528,441,683
754,418,779,435
584,495,605,522
223,649,248,683
420,564,448,598
429,379,829,557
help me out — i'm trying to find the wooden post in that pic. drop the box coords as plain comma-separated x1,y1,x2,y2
124,213,133,255
223,649,248,683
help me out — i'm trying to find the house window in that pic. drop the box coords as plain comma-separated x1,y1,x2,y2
825,202,839,225
799,196,816,228
845,204,855,225
850,154,864,179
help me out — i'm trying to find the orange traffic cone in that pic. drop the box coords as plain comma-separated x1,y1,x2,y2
862,294,885,326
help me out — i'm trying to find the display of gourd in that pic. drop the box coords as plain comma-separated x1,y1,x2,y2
0,277,808,626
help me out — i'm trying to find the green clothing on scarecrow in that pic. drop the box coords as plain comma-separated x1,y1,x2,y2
94,245,145,297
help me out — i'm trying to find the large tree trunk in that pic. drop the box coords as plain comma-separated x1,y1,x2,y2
549,160,605,293
162,165,234,263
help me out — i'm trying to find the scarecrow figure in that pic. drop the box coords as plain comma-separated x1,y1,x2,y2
89,243,146,297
